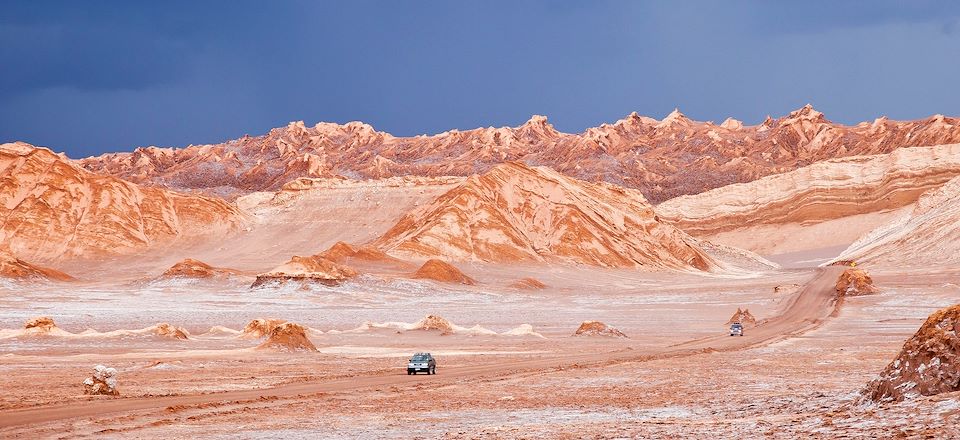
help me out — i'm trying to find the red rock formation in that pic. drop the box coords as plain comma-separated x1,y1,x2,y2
508,277,547,290
0,142,246,262
80,107,960,203
24,316,57,333
864,304,960,402
256,322,317,352
0,249,74,281
376,162,715,270
251,254,358,287
411,259,476,285
319,241,397,264
573,321,628,338
836,269,878,296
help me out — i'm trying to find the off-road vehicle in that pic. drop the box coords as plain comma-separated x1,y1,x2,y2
407,352,436,375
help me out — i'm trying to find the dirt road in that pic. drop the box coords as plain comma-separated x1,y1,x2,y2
0,266,845,431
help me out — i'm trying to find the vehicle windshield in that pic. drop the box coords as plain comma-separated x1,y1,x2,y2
411,355,430,361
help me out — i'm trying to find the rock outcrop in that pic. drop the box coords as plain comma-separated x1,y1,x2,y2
376,162,715,270
864,304,960,402
24,316,58,334
252,254,358,287
256,322,317,352
411,259,476,285
81,108,960,204
83,365,119,396
573,321,628,338
834,174,960,267
0,142,246,262
836,269,878,296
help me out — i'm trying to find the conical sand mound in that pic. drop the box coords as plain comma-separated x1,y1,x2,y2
573,321,628,338
252,254,358,287
256,322,317,352
320,241,397,264
412,259,475,285
241,318,288,339
411,315,455,332
161,258,241,279
508,277,546,290
725,308,758,327
153,323,190,340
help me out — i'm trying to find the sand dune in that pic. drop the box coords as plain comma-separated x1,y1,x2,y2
833,175,960,267
376,162,716,271
657,143,960,254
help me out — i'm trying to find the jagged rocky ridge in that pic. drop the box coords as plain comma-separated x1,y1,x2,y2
80,106,960,203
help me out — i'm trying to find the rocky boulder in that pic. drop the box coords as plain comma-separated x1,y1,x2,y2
863,304,960,402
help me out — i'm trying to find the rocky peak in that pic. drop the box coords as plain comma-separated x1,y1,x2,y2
657,108,692,128
784,104,828,123
514,114,560,141
720,117,744,130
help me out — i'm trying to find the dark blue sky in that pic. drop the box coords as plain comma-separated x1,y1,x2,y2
2,1,960,158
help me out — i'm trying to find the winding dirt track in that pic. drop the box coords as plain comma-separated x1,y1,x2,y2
0,266,845,431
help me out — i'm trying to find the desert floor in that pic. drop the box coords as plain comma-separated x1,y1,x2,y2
1,256,958,439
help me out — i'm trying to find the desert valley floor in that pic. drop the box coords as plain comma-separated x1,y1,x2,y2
2,110,960,438
1,256,959,438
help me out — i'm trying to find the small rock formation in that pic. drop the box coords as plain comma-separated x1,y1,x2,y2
154,323,190,340
412,259,475,285
509,277,546,290
241,318,288,339
0,249,74,281
573,321,628,338
256,322,317,352
411,315,455,332
320,241,396,264
725,308,758,327
161,258,240,279
24,316,58,334
836,268,878,296
774,284,800,294
252,254,358,287
863,304,960,402
83,365,119,396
